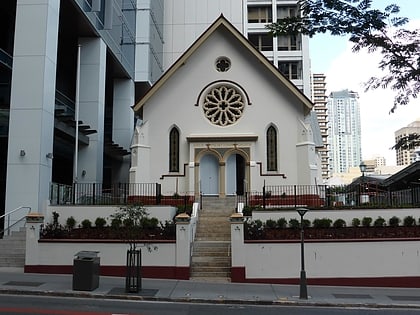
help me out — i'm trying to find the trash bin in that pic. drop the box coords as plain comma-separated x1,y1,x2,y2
72,251,100,291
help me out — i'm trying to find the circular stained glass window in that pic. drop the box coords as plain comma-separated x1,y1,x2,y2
215,57,231,72
203,85,244,126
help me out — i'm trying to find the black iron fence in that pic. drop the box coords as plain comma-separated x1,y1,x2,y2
50,182,162,206
50,182,420,209
241,184,420,209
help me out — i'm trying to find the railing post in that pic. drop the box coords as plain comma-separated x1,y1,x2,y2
262,184,266,209
156,183,161,205
92,183,96,205
294,185,297,208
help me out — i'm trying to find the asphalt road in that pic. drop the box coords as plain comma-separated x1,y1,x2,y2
1,295,420,315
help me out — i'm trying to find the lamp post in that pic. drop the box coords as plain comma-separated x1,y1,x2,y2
359,161,367,205
297,207,308,299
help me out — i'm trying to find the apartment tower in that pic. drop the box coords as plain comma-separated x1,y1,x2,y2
327,90,362,174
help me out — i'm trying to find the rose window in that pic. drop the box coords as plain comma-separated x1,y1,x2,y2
203,85,244,126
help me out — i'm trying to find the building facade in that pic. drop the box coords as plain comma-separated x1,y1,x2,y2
327,89,362,174
0,0,164,229
1,0,318,231
311,73,329,180
162,0,311,97
394,119,420,166
130,17,319,197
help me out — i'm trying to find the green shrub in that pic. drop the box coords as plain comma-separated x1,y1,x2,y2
265,219,277,229
333,219,346,228
404,216,416,227
361,217,372,227
352,218,360,227
81,219,92,228
65,216,76,230
141,217,159,229
110,218,122,229
373,216,386,227
303,219,311,228
288,218,300,229
242,206,252,216
276,217,287,229
313,218,332,229
95,217,107,228
388,216,400,227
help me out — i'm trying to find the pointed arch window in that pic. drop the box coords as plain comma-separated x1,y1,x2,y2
266,126,278,171
169,127,179,172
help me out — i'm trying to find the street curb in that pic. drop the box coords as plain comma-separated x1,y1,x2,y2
1,288,420,309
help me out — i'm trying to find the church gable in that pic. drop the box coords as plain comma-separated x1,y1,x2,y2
130,15,319,196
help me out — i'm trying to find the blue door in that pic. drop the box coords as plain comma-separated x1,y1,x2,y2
200,154,219,195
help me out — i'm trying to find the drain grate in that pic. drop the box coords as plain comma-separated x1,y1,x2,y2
4,281,44,287
107,287,158,297
333,293,372,299
388,295,420,302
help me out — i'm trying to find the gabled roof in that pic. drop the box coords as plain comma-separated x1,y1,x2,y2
132,15,314,113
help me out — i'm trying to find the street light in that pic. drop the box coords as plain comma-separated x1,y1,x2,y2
297,207,308,299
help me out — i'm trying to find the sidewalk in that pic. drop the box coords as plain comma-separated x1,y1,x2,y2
1,268,420,309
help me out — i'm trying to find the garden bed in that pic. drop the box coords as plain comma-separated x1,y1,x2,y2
40,226,175,240
246,226,420,241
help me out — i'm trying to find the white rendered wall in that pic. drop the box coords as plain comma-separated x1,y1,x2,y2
241,241,420,279
162,0,244,69
112,79,134,182
5,0,60,228
76,38,107,183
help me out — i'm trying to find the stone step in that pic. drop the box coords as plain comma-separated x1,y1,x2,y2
190,271,231,278
191,260,230,267
0,229,26,267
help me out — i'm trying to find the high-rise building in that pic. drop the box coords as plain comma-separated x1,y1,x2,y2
327,90,362,174
311,73,329,179
0,0,164,228
162,0,311,96
394,119,420,166
1,0,317,229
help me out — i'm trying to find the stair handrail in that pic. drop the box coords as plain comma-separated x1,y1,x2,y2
0,206,31,236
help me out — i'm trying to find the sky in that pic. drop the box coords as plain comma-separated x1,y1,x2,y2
309,0,420,166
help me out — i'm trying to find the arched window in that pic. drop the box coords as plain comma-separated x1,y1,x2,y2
169,127,179,172
266,126,277,171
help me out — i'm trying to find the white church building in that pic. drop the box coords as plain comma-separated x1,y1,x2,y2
129,16,321,198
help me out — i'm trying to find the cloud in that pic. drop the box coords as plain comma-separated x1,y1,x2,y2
324,20,420,166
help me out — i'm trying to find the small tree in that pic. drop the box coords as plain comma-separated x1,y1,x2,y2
111,203,149,293
266,0,419,112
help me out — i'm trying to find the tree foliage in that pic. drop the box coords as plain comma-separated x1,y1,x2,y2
267,0,420,113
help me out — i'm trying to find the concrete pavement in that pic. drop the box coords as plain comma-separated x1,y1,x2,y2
1,268,420,309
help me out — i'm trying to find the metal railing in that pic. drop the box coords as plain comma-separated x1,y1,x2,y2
245,184,420,209
0,206,31,237
50,182,195,207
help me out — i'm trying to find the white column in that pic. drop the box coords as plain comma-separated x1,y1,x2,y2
76,37,107,183
5,0,60,228
112,79,134,182
25,213,45,267
175,213,191,268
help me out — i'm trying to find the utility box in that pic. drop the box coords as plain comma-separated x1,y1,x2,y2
72,251,100,291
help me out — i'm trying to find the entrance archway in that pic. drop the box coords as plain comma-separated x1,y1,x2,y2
226,154,246,195
200,154,219,196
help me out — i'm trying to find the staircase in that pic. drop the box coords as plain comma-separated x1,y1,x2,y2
190,196,236,281
0,228,26,267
